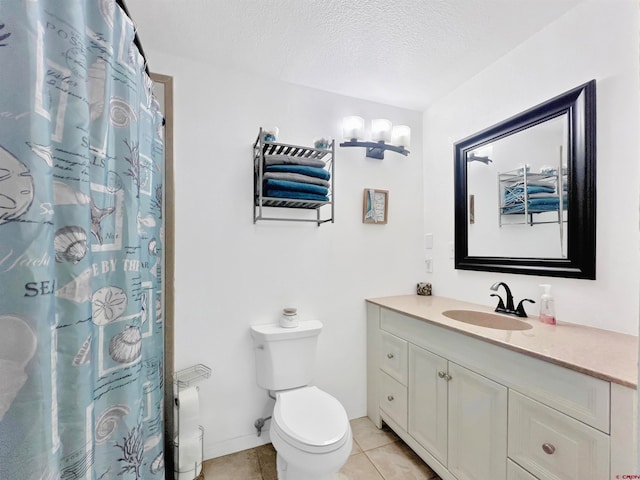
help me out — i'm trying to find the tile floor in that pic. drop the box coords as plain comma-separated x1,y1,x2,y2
203,416,442,480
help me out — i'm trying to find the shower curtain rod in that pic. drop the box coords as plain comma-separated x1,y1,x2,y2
116,0,150,75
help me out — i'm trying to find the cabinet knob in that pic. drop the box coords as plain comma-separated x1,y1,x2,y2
387,395,394,402
438,371,452,381
387,353,394,359
541,443,556,455
438,371,446,378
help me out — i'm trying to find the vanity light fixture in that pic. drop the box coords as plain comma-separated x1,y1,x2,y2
467,153,493,165
467,144,493,165
340,116,410,159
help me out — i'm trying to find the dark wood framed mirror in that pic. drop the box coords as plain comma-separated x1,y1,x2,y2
454,80,596,279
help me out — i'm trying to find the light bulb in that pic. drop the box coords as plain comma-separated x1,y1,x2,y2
342,116,365,141
391,125,411,147
371,119,392,143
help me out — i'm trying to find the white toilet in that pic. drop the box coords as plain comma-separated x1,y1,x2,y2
250,320,352,480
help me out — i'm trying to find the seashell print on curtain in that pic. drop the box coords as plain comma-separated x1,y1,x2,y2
0,2,165,479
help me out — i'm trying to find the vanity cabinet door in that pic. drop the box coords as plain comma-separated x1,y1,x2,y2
408,344,448,465
448,362,508,480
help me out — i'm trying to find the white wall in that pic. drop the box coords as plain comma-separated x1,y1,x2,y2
423,0,640,334
145,50,424,458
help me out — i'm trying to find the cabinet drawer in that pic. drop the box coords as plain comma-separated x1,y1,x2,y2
379,370,407,430
508,391,609,480
507,459,536,480
380,330,408,385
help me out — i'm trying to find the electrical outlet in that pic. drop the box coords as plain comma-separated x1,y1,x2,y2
425,258,433,273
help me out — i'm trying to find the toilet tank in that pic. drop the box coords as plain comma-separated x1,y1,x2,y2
250,320,322,391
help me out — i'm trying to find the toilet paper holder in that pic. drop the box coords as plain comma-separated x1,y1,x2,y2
174,426,204,480
174,364,211,480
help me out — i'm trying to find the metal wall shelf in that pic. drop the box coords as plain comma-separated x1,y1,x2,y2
175,364,212,389
253,128,335,225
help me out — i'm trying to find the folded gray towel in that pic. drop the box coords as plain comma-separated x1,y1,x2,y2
264,154,326,168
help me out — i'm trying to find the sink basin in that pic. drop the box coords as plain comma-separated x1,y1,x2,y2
442,310,533,331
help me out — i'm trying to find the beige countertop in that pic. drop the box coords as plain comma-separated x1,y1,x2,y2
367,295,638,388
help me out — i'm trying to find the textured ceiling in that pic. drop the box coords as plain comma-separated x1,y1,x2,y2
126,0,584,110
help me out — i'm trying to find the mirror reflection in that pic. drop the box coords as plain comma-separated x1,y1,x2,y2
467,115,568,258
454,80,596,279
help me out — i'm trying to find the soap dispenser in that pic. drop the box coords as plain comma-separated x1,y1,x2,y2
539,284,556,325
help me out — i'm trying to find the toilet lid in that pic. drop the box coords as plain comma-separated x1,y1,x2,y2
273,386,349,452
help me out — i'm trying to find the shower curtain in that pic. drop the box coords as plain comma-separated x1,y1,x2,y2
0,2,165,479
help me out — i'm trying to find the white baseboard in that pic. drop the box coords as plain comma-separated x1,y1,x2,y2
204,431,272,461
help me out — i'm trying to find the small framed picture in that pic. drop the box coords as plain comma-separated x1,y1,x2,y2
363,188,388,224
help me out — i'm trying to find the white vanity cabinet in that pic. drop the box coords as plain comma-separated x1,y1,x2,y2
366,301,637,480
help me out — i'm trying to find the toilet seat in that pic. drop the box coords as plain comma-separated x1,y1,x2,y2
272,386,349,454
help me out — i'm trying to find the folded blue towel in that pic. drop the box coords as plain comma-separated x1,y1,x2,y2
266,165,330,180
265,190,329,202
263,171,330,187
528,197,559,207
506,185,555,195
503,203,560,214
504,185,555,204
502,195,567,214
264,179,329,196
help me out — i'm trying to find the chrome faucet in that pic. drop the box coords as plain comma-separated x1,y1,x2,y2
490,282,535,318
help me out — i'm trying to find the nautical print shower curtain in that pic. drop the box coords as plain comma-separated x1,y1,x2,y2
0,2,165,479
